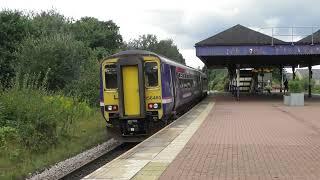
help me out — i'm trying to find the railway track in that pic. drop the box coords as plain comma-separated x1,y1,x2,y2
61,142,137,180
27,139,137,180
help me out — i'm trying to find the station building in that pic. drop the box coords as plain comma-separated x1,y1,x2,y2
195,24,320,99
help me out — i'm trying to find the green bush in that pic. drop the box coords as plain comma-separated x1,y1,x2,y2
0,72,105,179
1,88,57,151
0,10,32,88
0,103,6,125
64,55,100,106
16,33,91,90
313,85,320,94
207,69,228,92
0,72,93,152
288,80,303,93
0,127,19,149
0,89,93,152
265,85,272,91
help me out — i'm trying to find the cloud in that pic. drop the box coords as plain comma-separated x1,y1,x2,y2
139,0,320,49
2,0,320,68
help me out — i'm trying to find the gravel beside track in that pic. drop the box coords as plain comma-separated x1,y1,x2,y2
27,138,121,180
61,142,137,180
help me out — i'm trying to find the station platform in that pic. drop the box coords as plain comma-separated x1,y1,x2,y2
84,93,320,180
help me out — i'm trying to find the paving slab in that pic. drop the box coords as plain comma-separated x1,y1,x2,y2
160,94,320,180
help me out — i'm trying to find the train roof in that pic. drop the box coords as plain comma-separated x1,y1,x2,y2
110,49,158,57
108,50,204,74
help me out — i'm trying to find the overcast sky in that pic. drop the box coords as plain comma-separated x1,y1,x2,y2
1,0,320,68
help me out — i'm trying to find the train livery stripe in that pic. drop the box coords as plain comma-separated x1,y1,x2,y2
162,97,173,104
182,92,192,98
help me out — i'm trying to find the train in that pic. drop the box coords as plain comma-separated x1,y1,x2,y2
99,50,208,141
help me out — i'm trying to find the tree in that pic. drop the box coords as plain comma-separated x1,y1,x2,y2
1,9,125,104
154,40,185,64
0,10,31,88
272,67,284,84
127,34,158,50
29,10,71,37
16,34,91,90
65,56,100,106
126,34,185,64
71,17,123,59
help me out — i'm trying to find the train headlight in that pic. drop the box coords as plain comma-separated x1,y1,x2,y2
112,105,118,111
153,103,158,109
106,105,118,111
148,103,161,109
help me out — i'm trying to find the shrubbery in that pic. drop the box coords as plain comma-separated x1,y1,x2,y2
0,126,19,150
0,10,123,105
0,72,107,179
64,53,101,106
208,69,228,91
313,85,320,94
0,73,93,153
16,34,92,90
288,80,304,93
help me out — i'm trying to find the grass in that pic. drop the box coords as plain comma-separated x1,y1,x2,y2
0,72,108,179
0,110,107,180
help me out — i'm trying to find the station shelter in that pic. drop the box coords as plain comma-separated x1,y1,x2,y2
195,24,320,100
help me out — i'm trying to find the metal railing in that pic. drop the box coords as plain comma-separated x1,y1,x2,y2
259,27,319,46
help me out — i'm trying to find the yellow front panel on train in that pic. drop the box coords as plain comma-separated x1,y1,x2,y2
122,66,140,116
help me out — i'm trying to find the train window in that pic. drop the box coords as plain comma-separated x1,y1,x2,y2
105,64,117,89
145,62,158,87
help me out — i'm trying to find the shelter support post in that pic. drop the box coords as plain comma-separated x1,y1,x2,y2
292,66,296,80
228,68,234,93
236,67,240,101
261,73,264,93
309,63,312,98
280,65,283,93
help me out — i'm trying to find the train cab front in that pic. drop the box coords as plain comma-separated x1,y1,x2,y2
100,53,163,139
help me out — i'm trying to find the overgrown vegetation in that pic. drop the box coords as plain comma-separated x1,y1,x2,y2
313,85,320,94
0,9,187,179
0,72,106,179
288,80,304,93
125,34,186,64
207,69,228,91
1,10,123,106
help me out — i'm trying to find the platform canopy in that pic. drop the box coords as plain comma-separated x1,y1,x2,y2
195,24,320,68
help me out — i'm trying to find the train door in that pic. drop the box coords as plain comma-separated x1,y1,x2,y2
122,66,140,116
117,57,145,118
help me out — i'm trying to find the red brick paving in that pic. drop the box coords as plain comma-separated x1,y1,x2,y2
160,95,320,180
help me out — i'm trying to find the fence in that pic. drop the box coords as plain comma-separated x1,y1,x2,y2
259,27,319,46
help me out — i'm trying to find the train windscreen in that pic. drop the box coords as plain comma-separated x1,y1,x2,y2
105,64,117,89
145,62,158,87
